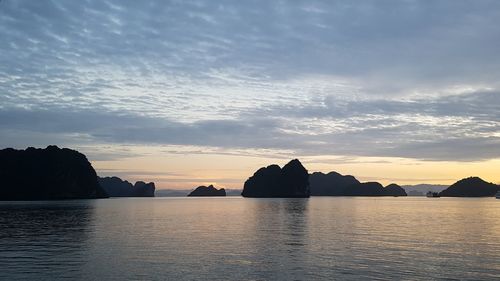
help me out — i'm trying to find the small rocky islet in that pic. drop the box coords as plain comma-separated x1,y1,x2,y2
188,185,226,196
98,176,155,197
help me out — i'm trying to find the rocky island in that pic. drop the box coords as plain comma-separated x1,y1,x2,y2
439,177,499,197
0,146,108,200
241,159,310,198
343,182,406,196
98,176,155,197
384,183,407,196
188,185,226,196
309,171,407,196
309,171,360,196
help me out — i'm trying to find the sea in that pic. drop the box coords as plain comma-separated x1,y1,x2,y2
0,197,499,280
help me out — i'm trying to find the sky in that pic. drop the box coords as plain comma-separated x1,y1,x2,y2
1,0,499,189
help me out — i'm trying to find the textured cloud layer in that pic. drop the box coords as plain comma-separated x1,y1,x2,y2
1,0,499,162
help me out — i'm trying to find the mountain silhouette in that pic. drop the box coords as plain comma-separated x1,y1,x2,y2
439,177,499,197
242,159,310,198
0,146,107,200
187,185,226,196
98,176,155,197
401,184,448,194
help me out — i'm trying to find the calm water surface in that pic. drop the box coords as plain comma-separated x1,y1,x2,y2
0,197,499,280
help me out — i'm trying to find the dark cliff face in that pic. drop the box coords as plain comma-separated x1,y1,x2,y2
241,159,310,198
309,172,360,196
98,177,155,197
439,177,499,197
188,185,226,196
0,145,107,200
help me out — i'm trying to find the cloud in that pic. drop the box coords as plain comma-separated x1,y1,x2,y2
2,0,500,95
0,1,499,162
0,90,498,161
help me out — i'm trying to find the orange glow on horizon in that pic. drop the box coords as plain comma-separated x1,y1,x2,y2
87,145,500,190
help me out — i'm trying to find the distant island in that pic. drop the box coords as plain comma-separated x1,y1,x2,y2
0,146,108,200
241,159,310,198
407,190,424,196
439,177,499,197
402,184,448,195
98,176,155,197
188,185,226,196
156,188,241,197
309,171,407,196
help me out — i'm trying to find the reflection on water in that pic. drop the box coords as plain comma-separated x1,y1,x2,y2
240,199,310,280
1,197,500,280
0,200,95,280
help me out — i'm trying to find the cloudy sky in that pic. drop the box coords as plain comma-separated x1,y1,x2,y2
1,0,499,188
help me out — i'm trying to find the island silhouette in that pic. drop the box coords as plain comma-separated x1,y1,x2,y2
0,146,498,200
98,176,155,197
0,146,107,200
188,185,226,196
309,171,407,196
241,159,310,198
439,177,499,197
